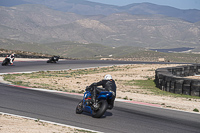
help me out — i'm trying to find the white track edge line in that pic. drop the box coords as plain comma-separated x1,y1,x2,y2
0,112,103,133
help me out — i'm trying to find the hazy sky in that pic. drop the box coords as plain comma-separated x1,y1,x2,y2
87,0,200,10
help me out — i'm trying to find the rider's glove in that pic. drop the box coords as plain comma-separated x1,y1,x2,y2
92,82,97,86
85,86,91,91
89,82,97,88
109,91,115,96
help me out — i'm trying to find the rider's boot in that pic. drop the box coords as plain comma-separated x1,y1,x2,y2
92,92,96,104
92,86,97,102
107,96,115,110
108,105,113,110
107,103,114,110
91,86,99,109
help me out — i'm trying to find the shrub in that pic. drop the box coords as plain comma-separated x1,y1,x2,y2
123,96,128,100
193,108,199,112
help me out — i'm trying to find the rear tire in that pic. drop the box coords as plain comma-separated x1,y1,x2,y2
92,100,108,118
76,100,83,114
2,60,8,66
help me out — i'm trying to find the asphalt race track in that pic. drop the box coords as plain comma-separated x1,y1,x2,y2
0,60,200,133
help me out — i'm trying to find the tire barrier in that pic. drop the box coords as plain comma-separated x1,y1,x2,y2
191,80,200,97
170,77,175,94
183,79,191,95
155,64,200,97
174,78,184,94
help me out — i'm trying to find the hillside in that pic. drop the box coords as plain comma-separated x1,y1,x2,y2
1,0,200,22
0,39,58,55
1,39,200,63
0,4,199,50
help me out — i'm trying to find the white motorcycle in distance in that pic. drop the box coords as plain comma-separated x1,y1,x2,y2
1,55,15,66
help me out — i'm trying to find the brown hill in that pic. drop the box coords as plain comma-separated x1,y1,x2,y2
0,5,199,50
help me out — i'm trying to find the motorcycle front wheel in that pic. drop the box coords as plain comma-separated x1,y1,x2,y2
92,100,108,118
76,100,83,114
2,60,8,66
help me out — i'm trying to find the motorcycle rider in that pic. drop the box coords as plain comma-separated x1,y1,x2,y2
88,74,116,110
49,55,60,63
6,54,15,65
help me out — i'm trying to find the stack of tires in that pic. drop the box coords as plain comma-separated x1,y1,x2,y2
191,80,200,96
174,78,184,94
155,64,200,97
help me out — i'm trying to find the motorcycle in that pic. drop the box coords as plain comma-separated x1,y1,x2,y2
76,86,113,118
2,57,11,66
47,56,60,63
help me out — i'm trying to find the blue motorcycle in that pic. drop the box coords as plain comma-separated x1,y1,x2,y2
76,87,113,118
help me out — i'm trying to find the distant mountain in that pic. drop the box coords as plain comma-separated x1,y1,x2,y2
1,0,200,22
120,3,200,23
0,0,30,6
0,4,199,50
0,4,84,43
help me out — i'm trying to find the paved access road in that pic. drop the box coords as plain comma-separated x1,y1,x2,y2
0,60,199,133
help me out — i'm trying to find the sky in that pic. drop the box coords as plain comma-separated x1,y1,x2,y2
87,0,200,10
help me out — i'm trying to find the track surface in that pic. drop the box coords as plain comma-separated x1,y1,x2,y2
0,60,200,133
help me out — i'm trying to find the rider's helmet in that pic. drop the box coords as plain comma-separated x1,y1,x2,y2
104,74,112,80
11,54,14,56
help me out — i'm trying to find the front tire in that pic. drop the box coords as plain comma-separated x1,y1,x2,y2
76,100,83,114
92,100,108,118
2,60,8,66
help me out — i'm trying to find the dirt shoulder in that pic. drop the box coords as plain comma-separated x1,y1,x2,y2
1,63,200,133
0,114,91,133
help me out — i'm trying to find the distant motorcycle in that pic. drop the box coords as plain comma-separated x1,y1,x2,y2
76,86,113,118
47,56,60,63
2,57,11,66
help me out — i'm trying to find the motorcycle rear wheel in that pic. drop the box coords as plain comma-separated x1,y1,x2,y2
92,100,108,118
